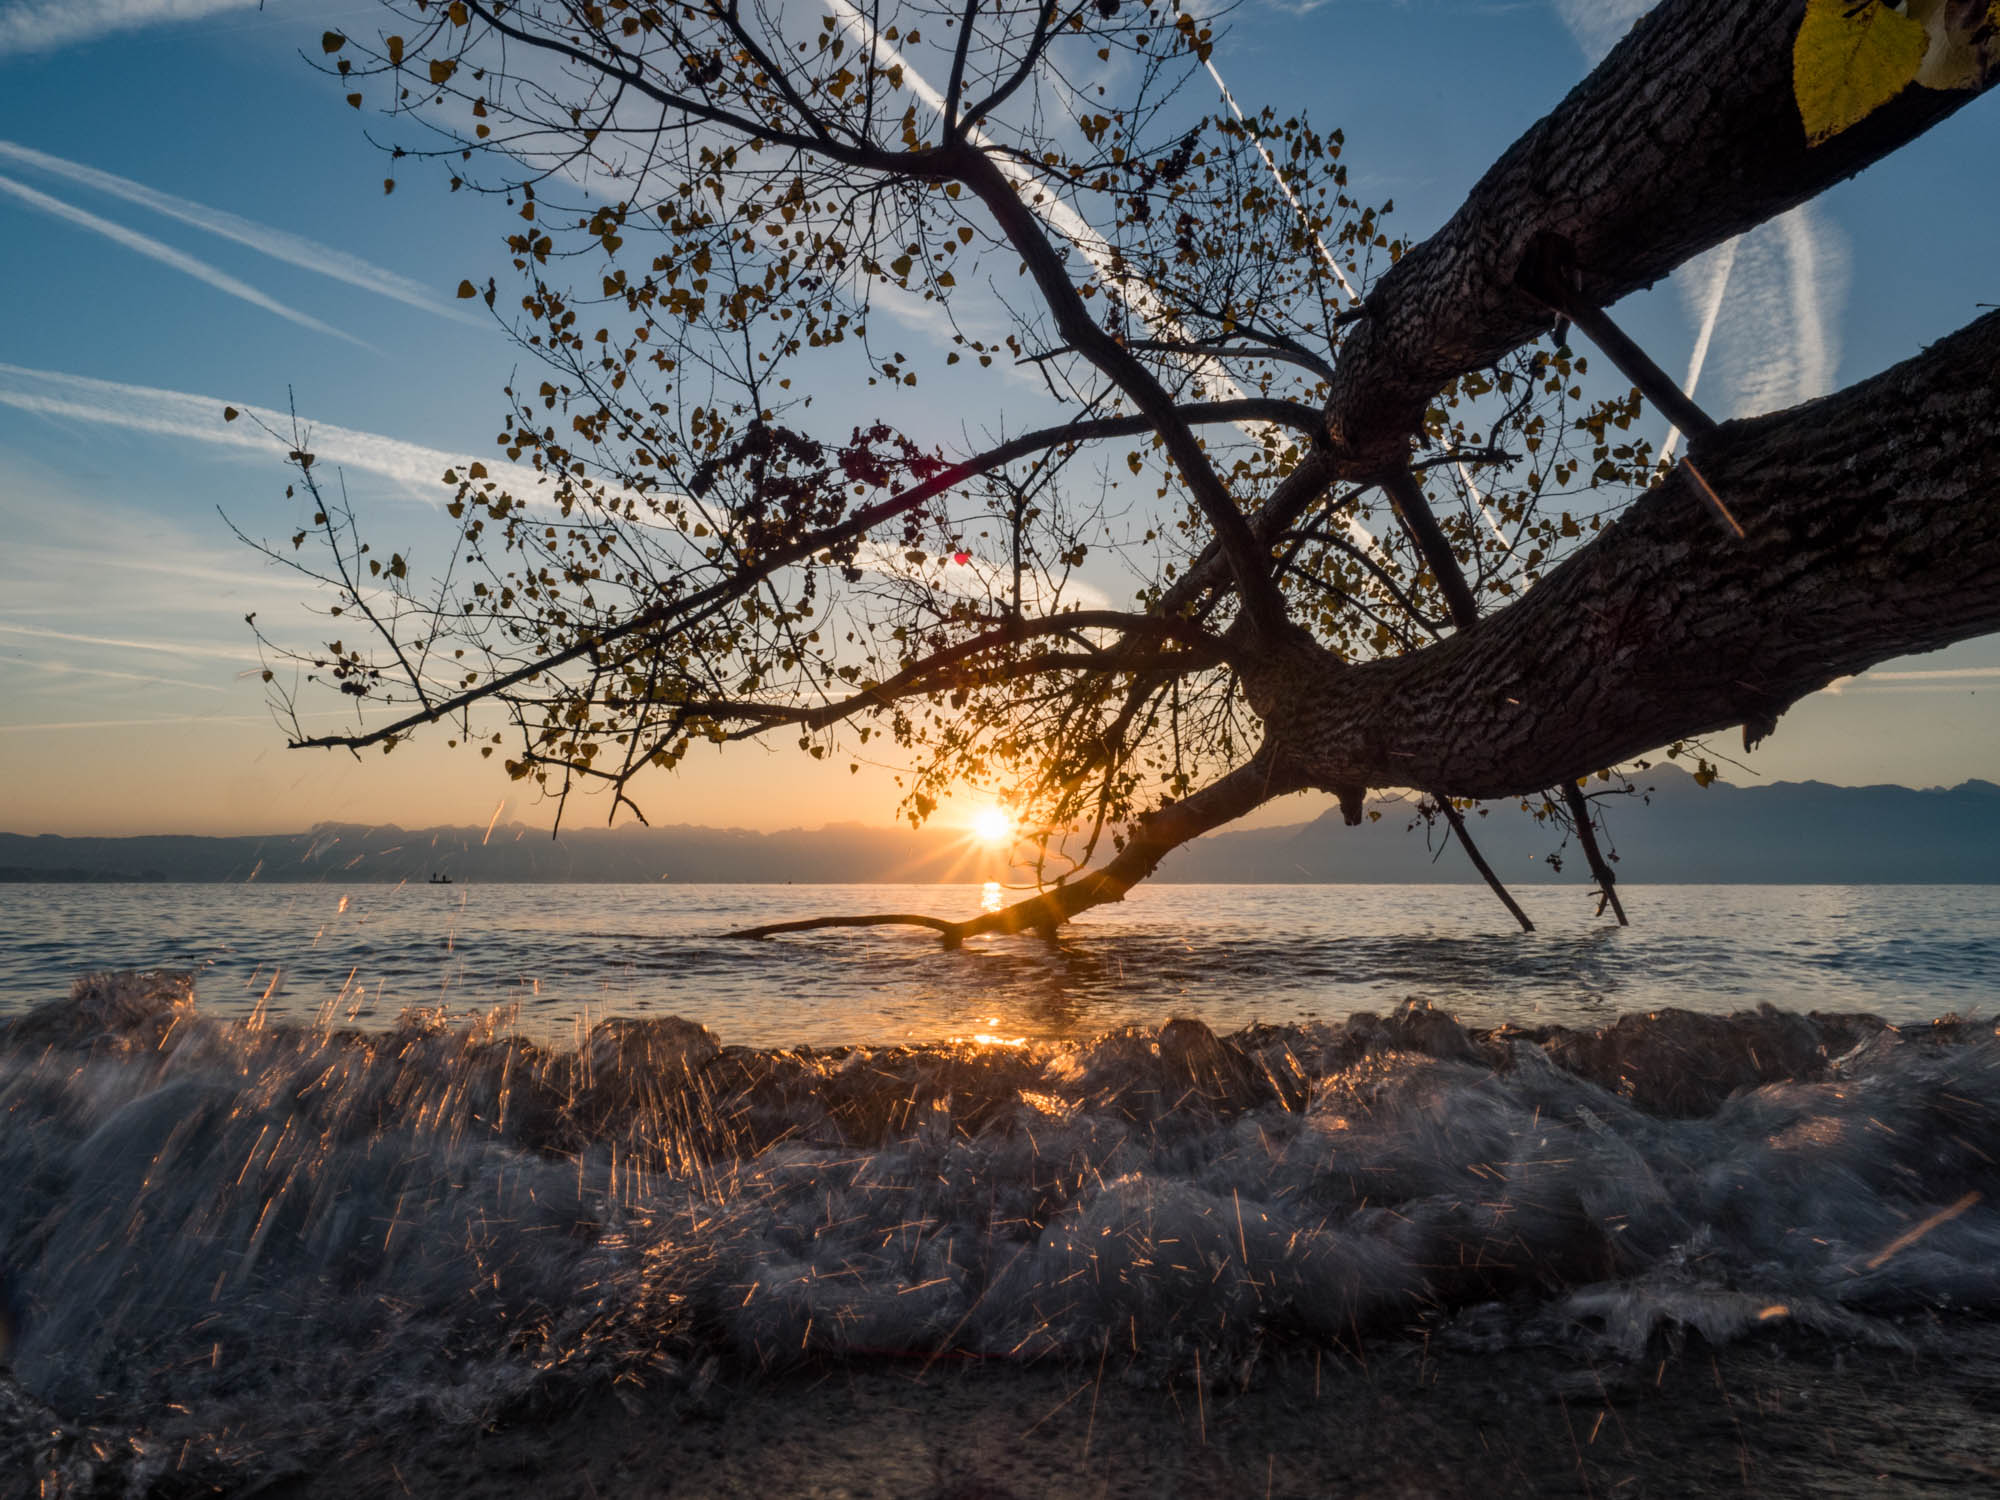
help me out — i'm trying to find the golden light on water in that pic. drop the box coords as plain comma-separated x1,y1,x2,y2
955,1013,1026,1047
981,880,1003,913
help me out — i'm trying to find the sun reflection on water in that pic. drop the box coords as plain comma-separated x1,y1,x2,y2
981,880,1003,913
953,1013,1026,1047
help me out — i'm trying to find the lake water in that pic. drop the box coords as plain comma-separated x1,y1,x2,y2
8,881,2000,1493
1,881,1994,1044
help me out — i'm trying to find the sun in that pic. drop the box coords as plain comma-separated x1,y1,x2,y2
971,806,1015,846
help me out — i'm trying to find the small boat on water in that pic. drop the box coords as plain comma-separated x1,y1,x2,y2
428,873,453,884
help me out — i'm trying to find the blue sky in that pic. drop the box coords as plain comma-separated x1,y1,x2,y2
1,0,1996,836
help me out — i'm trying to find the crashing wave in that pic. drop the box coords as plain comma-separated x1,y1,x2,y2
3,970,1998,1491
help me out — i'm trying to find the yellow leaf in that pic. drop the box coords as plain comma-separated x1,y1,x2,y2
429,58,456,86
457,279,477,298
448,1,469,24
320,31,345,53
1794,0,1927,146
346,92,363,109
386,34,405,67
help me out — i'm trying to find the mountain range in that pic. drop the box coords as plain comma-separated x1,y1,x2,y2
3,767,1997,885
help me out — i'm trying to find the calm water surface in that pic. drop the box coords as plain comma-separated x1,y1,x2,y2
1,882,1994,1045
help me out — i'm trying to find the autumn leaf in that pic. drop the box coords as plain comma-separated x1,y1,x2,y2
386,35,405,67
1794,0,2000,145
1793,0,1926,145
320,31,344,53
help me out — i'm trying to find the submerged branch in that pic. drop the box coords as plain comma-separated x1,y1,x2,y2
1438,799,1534,934
1563,782,1629,926
722,911,966,942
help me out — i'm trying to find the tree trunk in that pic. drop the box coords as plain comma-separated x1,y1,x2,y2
1254,310,2000,800
733,0,2000,942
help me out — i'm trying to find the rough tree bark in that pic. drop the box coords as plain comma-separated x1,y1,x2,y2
1318,0,1994,474
737,0,2000,943
1251,311,2000,799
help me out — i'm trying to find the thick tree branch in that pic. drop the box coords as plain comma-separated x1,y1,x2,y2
1256,311,2000,799
1320,0,2000,472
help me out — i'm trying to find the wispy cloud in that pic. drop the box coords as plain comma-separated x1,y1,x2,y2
0,541,275,601
0,0,262,55
0,362,551,503
1659,237,1735,463
1867,666,2000,682
0,175,369,348
0,140,483,327
1549,0,1653,62
1678,206,1849,420
0,364,991,602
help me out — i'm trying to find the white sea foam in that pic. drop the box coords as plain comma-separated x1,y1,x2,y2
5,971,2000,1491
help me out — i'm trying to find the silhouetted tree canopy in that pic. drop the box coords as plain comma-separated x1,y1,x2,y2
249,0,2000,939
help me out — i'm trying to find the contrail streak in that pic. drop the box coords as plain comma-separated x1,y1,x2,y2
1659,236,1736,464
0,140,482,325
1201,55,1358,305
0,620,263,662
0,361,546,502
0,175,369,348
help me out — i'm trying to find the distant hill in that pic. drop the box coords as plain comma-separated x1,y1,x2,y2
1157,767,2000,884
0,819,1004,885
3,767,1997,883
